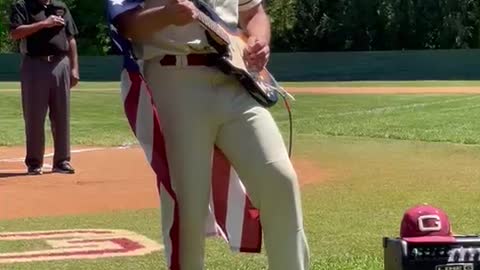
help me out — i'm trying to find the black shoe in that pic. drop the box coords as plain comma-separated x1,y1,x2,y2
52,162,75,174
27,167,42,175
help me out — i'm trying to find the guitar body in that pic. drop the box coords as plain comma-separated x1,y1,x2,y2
214,33,281,108
193,0,281,107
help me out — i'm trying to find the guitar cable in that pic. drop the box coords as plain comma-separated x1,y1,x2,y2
281,94,293,158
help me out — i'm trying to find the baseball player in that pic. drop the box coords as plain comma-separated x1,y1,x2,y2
108,0,309,269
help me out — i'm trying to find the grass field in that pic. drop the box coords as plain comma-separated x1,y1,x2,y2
2,81,480,269
3,81,480,146
4,80,480,90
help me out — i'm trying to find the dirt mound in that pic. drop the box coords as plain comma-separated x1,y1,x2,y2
0,146,327,220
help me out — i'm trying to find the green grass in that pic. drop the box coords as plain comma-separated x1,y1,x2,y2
3,82,480,146
0,82,122,90
0,86,135,146
3,80,480,91
0,239,50,253
280,80,480,87
3,136,480,269
273,94,480,145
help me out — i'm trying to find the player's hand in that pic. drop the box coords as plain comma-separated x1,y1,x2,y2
70,68,79,89
244,36,270,72
42,15,65,28
165,0,198,26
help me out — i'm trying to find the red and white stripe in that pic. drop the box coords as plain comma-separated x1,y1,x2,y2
119,66,262,270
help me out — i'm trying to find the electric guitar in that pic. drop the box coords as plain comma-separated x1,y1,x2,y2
191,0,293,107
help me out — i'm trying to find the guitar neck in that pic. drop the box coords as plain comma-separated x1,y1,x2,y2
196,11,230,44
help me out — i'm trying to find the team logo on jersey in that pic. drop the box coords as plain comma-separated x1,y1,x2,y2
0,229,163,263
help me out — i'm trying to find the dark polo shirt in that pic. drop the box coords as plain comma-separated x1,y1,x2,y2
9,0,78,56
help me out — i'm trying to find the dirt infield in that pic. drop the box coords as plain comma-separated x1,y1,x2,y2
286,86,480,94
0,146,327,220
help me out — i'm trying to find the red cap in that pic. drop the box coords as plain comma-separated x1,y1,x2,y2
400,204,456,243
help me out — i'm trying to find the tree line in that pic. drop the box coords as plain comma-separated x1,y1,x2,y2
1,0,480,54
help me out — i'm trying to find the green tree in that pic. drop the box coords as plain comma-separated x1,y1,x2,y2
67,0,110,55
437,0,479,49
266,0,297,51
1,0,480,53
0,0,110,55
0,0,15,53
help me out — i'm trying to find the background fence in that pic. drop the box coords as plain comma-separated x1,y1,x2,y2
2,49,480,82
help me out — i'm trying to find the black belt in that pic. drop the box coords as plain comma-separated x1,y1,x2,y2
27,54,66,63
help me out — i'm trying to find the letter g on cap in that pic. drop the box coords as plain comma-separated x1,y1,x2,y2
418,215,442,232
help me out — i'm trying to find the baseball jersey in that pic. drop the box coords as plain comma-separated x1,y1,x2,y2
109,0,262,59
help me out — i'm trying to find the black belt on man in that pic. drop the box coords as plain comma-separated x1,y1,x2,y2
27,54,67,63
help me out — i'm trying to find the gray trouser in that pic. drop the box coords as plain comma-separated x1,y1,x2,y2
20,55,71,168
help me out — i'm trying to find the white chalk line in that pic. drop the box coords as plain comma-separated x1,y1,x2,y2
0,148,103,163
0,165,52,173
0,145,135,172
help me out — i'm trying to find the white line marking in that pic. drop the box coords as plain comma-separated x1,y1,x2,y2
0,145,135,165
0,148,103,163
0,229,164,263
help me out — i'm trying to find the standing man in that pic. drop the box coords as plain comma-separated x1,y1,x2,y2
108,0,309,270
9,0,79,175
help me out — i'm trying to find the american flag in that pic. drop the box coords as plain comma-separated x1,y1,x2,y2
105,1,262,268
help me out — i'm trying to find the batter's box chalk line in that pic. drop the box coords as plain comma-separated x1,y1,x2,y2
0,146,134,171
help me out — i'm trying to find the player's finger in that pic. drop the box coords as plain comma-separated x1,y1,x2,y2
251,41,263,50
179,3,196,15
248,43,265,57
251,46,267,57
247,37,257,48
249,52,268,66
